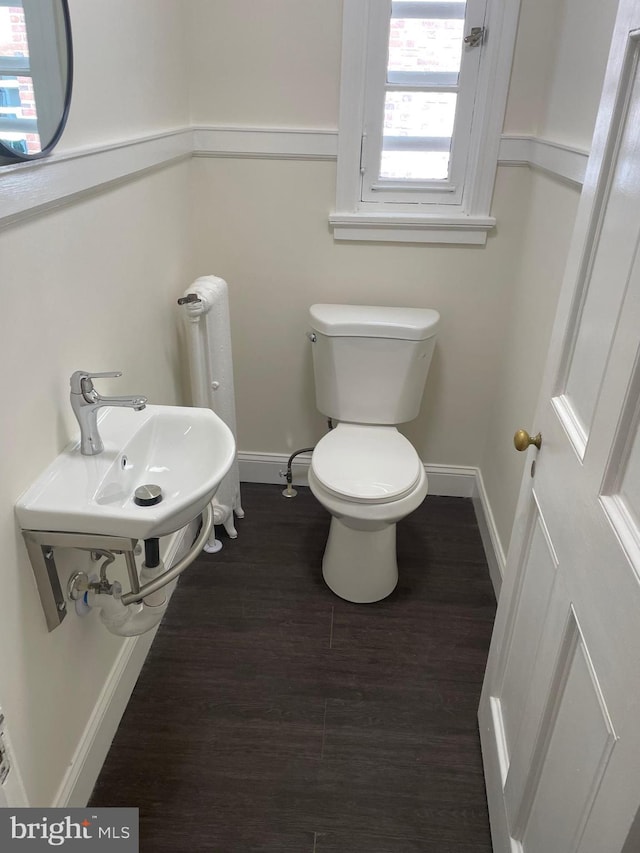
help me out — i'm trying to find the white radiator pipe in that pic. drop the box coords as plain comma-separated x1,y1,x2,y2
180,275,244,551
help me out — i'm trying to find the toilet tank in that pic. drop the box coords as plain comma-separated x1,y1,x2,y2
309,304,440,424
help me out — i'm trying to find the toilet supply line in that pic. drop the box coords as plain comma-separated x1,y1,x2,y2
281,420,334,498
281,447,315,498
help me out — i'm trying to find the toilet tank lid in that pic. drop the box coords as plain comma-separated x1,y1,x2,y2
309,304,440,340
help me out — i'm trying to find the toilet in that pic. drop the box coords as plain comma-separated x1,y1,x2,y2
307,303,440,603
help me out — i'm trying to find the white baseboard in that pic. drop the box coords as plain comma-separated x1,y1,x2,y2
238,451,477,497
472,468,506,599
54,631,155,808
239,451,313,486
238,451,506,595
52,521,196,808
423,463,477,498
238,451,311,488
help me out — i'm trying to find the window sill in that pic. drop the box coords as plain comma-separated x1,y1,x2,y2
328,212,496,245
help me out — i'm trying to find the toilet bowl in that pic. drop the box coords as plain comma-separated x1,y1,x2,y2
308,423,429,602
307,303,439,604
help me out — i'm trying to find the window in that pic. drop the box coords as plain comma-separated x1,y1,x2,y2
330,0,521,244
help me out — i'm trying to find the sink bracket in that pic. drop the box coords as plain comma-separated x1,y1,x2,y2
22,530,138,632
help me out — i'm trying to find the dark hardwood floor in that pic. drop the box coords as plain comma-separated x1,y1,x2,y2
90,483,496,852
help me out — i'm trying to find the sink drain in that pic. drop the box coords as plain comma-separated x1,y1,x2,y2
134,484,163,507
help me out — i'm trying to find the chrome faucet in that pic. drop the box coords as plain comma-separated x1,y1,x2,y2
70,371,147,456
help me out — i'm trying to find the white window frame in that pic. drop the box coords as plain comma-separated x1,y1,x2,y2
329,0,521,245
361,0,485,207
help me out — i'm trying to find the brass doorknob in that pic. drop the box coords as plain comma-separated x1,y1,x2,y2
514,429,542,451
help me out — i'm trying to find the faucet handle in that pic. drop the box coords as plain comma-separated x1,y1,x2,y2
70,370,123,394
86,371,122,379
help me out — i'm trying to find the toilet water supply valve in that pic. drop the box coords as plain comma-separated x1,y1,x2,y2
281,447,315,498
67,539,167,635
280,420,334,498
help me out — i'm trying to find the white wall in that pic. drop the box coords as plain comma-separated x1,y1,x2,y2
479,171,581,550
538,0,618,149
502,0,563,137
504,0,615,148
0,0,191,806
61,0,189,151
188,0,342,129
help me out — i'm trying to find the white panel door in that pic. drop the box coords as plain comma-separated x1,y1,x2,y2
479,3,640,851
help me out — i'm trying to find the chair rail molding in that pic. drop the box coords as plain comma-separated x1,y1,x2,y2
498,135,589,186
0,129,193,228
191,126,338,161
0,126,587,228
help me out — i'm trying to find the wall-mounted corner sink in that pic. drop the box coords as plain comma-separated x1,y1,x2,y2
16,405,236,540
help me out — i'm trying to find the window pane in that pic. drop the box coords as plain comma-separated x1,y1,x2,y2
0,74,39,151
0,4,40,154
380,150,450,180
0,4,29,62
384,91,456,138
381,93,456,180
388,15,464,77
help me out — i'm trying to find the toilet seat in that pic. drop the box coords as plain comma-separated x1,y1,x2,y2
311,424,422,504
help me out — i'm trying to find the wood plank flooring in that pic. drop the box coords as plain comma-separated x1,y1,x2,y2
90,483,496,852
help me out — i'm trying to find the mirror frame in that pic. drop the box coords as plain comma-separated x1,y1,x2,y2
0,0,73,162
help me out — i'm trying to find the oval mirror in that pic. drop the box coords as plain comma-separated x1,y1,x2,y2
0,0,72,161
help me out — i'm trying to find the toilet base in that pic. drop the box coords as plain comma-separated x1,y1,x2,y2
322,516,398,603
